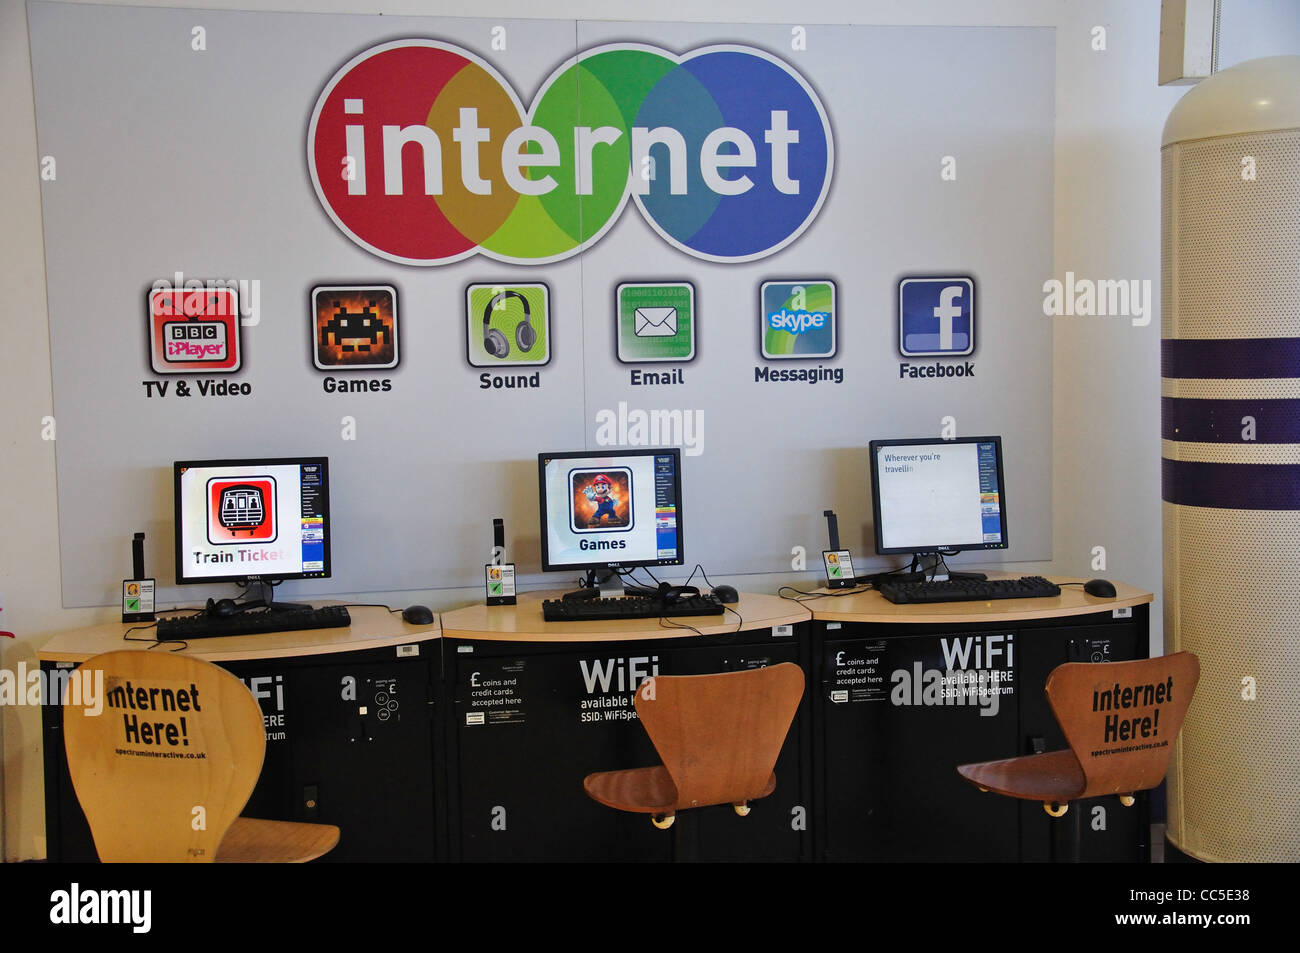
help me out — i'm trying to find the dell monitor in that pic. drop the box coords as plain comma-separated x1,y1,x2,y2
174,457,331,605
869,436,1008,559
538,448,683,591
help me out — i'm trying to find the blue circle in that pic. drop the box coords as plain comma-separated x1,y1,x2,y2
639,51,829,259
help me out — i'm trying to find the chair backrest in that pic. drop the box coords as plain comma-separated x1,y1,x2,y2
63,650,266,862
633,662,804,811
1047,651,1200,800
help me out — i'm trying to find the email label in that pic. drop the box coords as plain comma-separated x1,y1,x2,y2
616,283,695,364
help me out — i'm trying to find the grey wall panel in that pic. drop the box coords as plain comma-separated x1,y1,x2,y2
29,3,1054,606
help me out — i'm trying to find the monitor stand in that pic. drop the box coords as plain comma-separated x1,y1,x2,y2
906,552,986,583
574,568,625,598
241,580,311,612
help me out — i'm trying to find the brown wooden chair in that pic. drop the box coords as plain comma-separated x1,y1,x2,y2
63,650,339,862
957,651,1200,817
583,662,804,829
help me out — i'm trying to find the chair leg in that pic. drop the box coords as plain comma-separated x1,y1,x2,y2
1049,803,1083,863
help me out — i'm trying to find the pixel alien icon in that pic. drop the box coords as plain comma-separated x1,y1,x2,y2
570,468,633,533
207,476,277,545
312,285,399,369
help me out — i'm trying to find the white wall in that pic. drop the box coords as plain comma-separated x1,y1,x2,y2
2,0,1295,861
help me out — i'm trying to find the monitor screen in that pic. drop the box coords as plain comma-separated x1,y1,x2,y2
174,457,331,584
869,436,1007,554
538,448,683,571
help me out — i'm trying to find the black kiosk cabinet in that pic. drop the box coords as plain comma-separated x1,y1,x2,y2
39,608,442,863
438,591,814,863
809,580,1153,862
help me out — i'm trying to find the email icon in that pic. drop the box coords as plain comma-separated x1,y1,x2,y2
635,307,678,337
617,283,695,363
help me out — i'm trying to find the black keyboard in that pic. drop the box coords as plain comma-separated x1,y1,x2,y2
156,605,352,639
876,575,1062,605
542,595,726,622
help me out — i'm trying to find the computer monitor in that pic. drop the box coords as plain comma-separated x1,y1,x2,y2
869,436,1008,555
538,448,683,582
173,457,331,586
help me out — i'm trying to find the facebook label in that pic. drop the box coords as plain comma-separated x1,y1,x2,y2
898,277,975,357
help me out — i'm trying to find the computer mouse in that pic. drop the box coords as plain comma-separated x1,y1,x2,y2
711,585,739,604
402,605,435,625
1083,578,1117,599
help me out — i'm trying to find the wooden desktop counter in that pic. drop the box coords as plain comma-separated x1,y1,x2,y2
38,605,440,662
39,606,443,863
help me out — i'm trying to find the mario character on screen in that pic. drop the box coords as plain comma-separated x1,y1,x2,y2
569,469,632,533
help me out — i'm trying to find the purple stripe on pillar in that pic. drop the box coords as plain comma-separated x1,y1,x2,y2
1162,459,1300,509
1161,338,1300,379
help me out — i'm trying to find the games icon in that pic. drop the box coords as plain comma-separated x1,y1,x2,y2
312,285,399,369
569,468,632,533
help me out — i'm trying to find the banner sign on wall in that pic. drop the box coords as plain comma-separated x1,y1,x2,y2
29,4,1055,606
308,41,834,265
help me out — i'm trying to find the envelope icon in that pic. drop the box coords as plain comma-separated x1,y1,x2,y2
635,307,678,337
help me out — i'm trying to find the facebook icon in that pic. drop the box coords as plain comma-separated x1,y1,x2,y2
898,276,975,357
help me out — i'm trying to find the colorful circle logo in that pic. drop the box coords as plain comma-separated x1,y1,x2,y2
308,40,833,265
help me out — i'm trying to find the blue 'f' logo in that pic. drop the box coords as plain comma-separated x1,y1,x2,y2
898,277,975,357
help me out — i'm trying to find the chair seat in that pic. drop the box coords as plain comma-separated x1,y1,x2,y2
956,749,1086,803
583,666,804,826
584,765,679,814
216,817,340,863
584,764,778,813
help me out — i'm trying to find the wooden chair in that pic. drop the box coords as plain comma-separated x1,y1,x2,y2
957,652,1200,817
583,662,804,829
63,650,339,862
